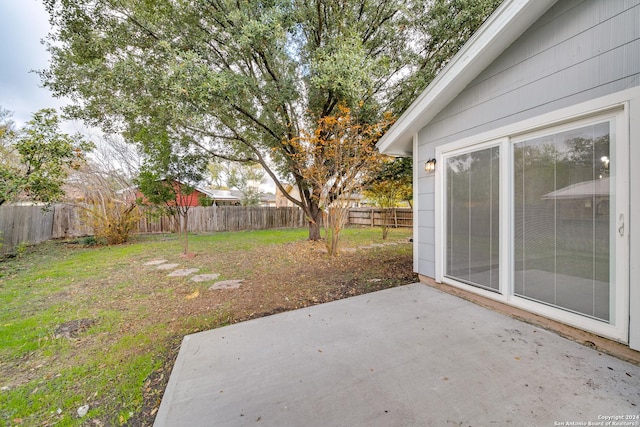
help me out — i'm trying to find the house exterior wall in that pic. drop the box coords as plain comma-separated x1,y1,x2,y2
275,185,301,208
415,0,640,279
413,0,639,348
136,189,205,207
176,191,205,207
135,181,209,207
422,0,639,148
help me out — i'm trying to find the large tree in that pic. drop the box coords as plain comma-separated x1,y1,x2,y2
41,0,501,239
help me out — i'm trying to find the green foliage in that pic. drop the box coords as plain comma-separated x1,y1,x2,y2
364,157,413,239
0,106,15,147
394,0,504,110
41,0,500,237
14,242,29,258
206,162,228,190
81,235,99,246
136,142,208,210
136,173,183,212
226,163,266,206
197,193,215,207
135,144,209,253
365,157,413,208
0,108,93,207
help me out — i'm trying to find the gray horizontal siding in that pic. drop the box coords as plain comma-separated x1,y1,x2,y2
423,0,640,147
414,0,640,279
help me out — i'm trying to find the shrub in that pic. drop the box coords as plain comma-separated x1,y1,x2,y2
81,235,100,246
81,199,141,245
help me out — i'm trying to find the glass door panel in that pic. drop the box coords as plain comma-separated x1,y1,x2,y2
445,146,500,291
513,122,612,321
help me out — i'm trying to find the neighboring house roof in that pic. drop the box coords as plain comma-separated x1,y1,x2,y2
207,189,276,204
376,0,557,156
542,178,610,200
117,180,276,205
207,189,240,202
260,193,276,203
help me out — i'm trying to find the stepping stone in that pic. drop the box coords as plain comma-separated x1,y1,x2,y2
358,245,374,250
370,243,385,248
168,268,200,277
144,259,168,266
190,273,221,283
367,278,383,283
209,279,244,290
156,263,180,270
341,247,357,253
383,242,398,246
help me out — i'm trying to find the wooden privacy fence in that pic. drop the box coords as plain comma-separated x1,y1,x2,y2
348,208,413,228
0,204,91,254
0,205,306,253
138,206,307,233
0,205,54,253
0,204,412,253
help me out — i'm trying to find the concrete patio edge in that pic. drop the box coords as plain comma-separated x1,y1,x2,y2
154,283,640,426
419,275,640,366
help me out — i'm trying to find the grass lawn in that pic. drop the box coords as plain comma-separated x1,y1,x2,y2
0,227,415,426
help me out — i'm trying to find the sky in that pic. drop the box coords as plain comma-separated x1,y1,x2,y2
0,0,278,192
0,0,67,127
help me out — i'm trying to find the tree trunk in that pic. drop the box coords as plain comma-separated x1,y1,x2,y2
307,201,322,241
183,223,189,254
381,208,389,240
182,210,189,254
382,224,389,240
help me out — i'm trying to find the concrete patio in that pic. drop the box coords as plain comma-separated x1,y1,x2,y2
154,283,640,426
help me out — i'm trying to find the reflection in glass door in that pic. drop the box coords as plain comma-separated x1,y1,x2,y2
513,122,612,321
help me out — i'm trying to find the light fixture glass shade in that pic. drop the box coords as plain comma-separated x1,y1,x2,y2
425,159,436,172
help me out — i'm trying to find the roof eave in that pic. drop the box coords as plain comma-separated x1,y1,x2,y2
377,0,557,156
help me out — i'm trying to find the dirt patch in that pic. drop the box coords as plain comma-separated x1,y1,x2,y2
54,318,97,339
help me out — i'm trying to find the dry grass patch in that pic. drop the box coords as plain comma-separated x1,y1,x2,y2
0,227,416,426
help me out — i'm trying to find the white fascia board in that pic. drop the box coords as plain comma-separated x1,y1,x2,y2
376,0,557,156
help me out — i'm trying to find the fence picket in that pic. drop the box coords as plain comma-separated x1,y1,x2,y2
0,204,412,253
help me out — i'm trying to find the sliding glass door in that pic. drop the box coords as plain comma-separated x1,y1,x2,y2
440,109,628,339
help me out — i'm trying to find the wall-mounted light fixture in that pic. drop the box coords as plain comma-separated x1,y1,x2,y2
425,158,437,172
598,156,610,179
